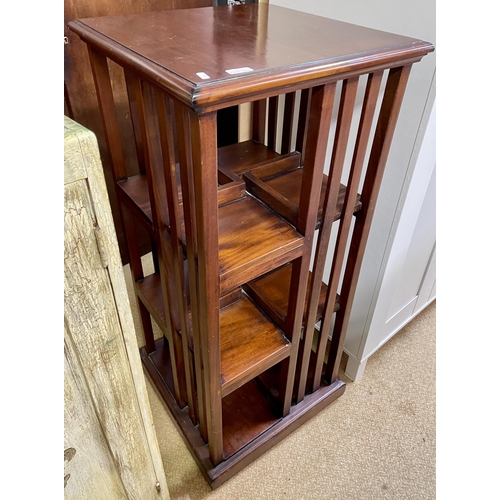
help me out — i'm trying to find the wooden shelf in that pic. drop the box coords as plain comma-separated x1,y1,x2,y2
244,263,340,331
136,273,291,398
244,163,362,230
221,379,281,460
218,139,362,230
220,292,290,397
218,140,281,179
119,174,304,295
218,197,303,294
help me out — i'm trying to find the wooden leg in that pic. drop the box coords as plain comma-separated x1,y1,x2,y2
189,109,223,465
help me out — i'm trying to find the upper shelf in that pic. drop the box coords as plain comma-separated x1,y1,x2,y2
117,173,304,295
219,140,362,230
68,4,434,111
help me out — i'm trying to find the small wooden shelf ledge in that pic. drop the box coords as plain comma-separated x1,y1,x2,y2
244,263,340,331
220,293,291,398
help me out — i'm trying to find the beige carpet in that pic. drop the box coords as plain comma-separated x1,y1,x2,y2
140,295,436,500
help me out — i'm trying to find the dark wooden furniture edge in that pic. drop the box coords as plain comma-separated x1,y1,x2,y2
67,18,433,113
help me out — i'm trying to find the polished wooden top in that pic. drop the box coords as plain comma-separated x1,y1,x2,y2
69,4,434,110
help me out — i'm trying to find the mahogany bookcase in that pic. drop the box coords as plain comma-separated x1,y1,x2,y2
69,4,433,489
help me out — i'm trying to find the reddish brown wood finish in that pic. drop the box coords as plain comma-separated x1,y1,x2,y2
70,5,432,111
141,338,346,487
218,140,281,178
323,65,413,385
296,76,359,402
243,264,340,331
69,4,433,488
140,79,190,409
219,295,290,397
65,0,215,262
312,71,384,391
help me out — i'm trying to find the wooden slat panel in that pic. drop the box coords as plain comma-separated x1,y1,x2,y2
124,69,147,175
140,81,187,408
155,88,198,423
324,65,413,384
282,83,336,416
220,295,290,398
295,88,310,154
252,99,267,143
87,47,127,181
297,76,359,402
313,71,383,390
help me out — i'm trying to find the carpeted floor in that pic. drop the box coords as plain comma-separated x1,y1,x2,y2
140,295,436,500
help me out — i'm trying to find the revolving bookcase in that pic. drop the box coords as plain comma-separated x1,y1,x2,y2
69,4,434,489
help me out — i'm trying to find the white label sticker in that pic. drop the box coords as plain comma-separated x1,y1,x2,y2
196,72,210,80
225,67,254,75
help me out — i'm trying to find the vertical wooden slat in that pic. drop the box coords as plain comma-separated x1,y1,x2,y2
267,96,279,151
175,101,208,442
123,69,161,276
87,47,127,181
296,84,336,236
92,62,156,354
324,65,413,384
124,69,147,175
282,83,336,416
252,99,267,144
140,81,187,408
189,109,223,464
296,77,360,402
281,92,296,154
295,88,311,154
156,89,198,424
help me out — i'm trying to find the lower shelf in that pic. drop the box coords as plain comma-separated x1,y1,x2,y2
141,337,346,489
